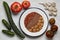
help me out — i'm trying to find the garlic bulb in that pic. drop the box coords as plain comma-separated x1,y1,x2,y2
39,2,57,16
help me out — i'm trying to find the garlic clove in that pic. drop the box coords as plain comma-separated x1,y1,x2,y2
44,6,49,10
52,12,57,16
51,2,56,7
49,11,57,16
52,7,57,12
49,12,53,16
48,6,53,11
39,3,45,6
46,2,51,7
39,3,47,7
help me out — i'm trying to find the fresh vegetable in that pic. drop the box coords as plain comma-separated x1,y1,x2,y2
51,25,58,32
46,30,54,38
3,1,25,38
2,30,14,36
22,1,30,9
11,2,22,14
2,19,11,30
46,18,58,38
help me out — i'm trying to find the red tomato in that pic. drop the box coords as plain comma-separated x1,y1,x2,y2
22,1,30,9
11,2,22,14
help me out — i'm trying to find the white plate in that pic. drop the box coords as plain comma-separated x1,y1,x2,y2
19,7,48,37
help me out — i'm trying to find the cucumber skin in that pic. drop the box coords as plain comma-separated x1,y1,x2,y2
2,19,11,30
2,30,14,36
3,1,25,38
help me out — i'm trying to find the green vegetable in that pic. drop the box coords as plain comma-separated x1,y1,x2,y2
3,1,25,39
2,19,11,30
2,30,14,36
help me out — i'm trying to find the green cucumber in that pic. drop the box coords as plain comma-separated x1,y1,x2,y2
2,30,14,36
3,1,25,39
2,19,11,30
